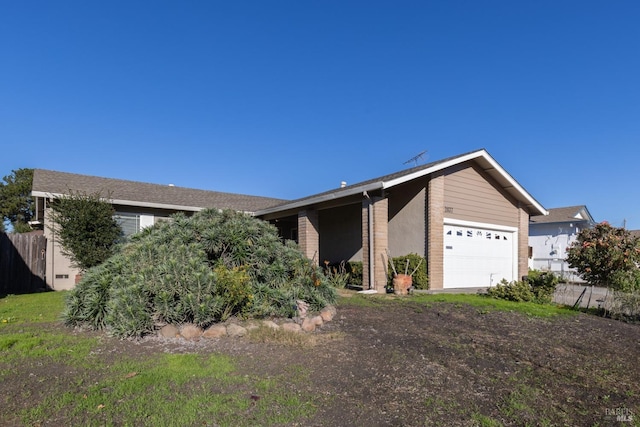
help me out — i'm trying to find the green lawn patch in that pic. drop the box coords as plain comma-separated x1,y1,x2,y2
0,291,66,325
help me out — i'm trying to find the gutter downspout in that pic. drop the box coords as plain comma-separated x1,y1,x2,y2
46,197,55,290
364,191,374,290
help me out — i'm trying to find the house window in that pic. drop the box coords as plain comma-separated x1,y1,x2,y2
115,213,141,237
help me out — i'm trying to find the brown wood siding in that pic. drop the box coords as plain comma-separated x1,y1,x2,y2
444,163,519,227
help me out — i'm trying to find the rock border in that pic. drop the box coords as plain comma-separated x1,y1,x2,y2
158,305,337,341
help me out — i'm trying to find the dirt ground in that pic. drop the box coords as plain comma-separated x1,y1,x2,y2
3,295,640,426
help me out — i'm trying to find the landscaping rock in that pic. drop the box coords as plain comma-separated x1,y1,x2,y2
320,305,337,322
203,324,227,338
180,324,203,341
155,305,337,342
226,323,247,337
158,324,180,338
262,320,280,330
301,317,316,332
245,322,260,331
281,322,302,333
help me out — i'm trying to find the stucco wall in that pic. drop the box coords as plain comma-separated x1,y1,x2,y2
388,179,427,258
318,204,362,263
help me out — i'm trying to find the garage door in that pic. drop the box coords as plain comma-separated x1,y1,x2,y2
443,223,516,288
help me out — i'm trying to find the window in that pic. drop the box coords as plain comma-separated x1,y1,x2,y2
114,213,141,237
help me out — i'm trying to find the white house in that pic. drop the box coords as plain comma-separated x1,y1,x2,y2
529,205,595,282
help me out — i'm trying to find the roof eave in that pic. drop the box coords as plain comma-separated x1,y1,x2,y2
32,190,207,213
255,181,385,216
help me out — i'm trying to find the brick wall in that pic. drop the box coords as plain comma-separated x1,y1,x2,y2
298,209,319,261
372,197,388,293
427,173,445,289
518,205,529,280
361,200,371,290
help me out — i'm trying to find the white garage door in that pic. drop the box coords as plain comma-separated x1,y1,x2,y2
443,223,517,288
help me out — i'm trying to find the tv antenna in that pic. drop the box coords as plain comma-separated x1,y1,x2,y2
403,150,428,167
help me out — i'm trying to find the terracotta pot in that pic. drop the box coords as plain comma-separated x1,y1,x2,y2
393,274,412,295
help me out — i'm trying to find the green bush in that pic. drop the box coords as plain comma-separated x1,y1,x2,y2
387,253,428,290
63,209,337,337
347,261,363,288
608,269,640,293
486,279,535,302
322,261,350,289
49,190,123,271
526,270,560,304
487,270,559,304
609,290,640,323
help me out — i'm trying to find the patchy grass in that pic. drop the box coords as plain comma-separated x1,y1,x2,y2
21,351,315,427
410,293,577,317
246,324,344,347
2,289,638,426
0,291,317,426
339,290,576,318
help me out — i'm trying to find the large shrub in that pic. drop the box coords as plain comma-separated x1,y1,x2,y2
566,222,640,291
49,190,123,271
64,209,337,337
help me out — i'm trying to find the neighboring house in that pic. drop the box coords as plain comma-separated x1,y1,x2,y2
30,169,285,290
256,149,547,291
529,205,596,282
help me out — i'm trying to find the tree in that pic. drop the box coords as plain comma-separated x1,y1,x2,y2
49,190,123,272
0,168,34,233
566,222,640,291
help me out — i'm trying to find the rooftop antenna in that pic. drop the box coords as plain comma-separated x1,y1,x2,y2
403,150,428,167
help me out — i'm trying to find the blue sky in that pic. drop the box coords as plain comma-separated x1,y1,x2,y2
2,1,639,228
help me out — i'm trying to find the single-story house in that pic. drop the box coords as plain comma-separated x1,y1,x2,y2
30,169,285,290
31,148,547,292
529,205,595,282
255,149,547,291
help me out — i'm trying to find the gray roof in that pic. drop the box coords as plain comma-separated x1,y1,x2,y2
31,169,286,213
257,149,547,217
530,205,594,225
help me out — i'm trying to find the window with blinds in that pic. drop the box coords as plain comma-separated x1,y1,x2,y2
114,213,141,237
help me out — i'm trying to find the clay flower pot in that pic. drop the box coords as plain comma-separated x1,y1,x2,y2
393,274,412,295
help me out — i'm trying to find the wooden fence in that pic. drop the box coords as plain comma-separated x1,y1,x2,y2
0,231,47,294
